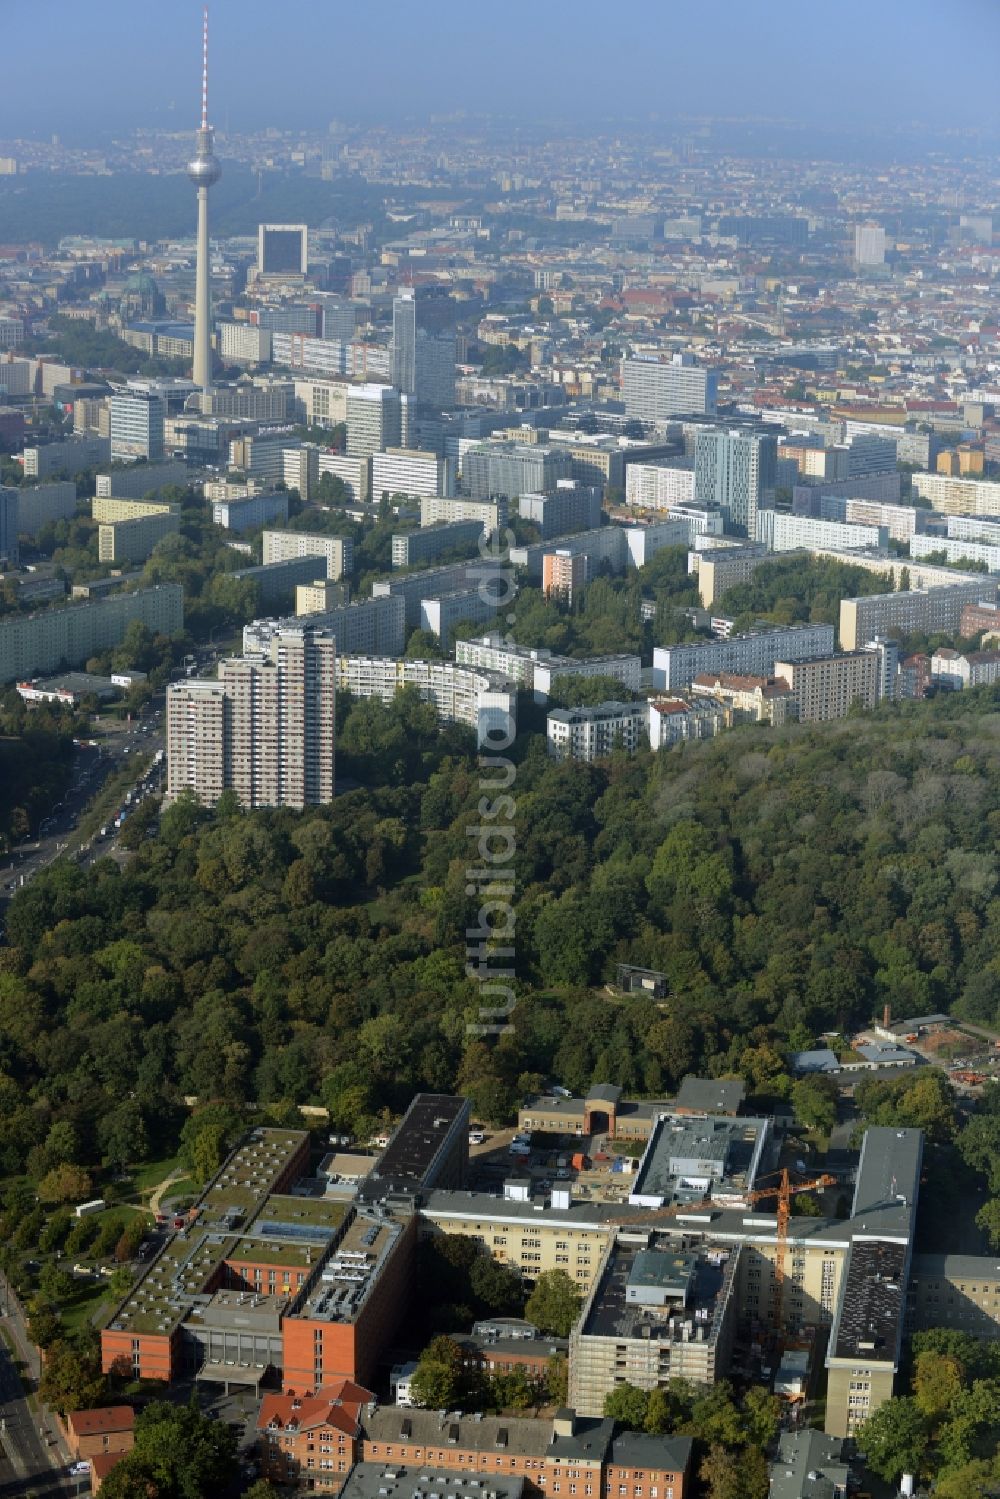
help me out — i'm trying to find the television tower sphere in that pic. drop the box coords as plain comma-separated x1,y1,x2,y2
188,128,221,187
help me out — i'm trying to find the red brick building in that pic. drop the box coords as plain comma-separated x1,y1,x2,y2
258,1378,373,1491
358,1408,693,1499
65,1406,135,1461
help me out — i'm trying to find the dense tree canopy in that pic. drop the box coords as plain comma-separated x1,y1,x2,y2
4,685,1000,1198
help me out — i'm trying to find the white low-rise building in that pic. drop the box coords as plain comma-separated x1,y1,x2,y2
546,700,648,761
335,654,515,747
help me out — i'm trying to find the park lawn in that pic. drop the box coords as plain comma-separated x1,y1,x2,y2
127,1153,185,1197
60,1278,112,1333
159,1176,196,1205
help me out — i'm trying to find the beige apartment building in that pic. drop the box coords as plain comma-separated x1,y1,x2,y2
912,472,1000,514
420,1189,612,1292
774,652,878,722
689,671,795,725
92,497,179,525
839,582,993,650
262,528,354,580
908,1253,1000,1339
695,546,772,608
568,1236,742,1417
167,627,336,809
297,580,350,616
98,509,180,564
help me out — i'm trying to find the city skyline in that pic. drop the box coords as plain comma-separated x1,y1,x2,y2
3,0,1000,137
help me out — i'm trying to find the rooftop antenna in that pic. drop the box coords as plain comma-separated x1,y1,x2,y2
201,4,210,130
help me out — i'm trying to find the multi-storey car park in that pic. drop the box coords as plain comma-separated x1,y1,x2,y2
98,1083,978,1443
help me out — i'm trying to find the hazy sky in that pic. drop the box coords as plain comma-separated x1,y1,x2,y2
4,0,1000,139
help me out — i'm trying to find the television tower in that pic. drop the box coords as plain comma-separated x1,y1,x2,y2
187,6,221,393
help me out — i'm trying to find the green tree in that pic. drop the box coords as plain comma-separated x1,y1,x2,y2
469,1254,525,1316
109,1266,133,1300
699,1443,767,1499
742,1385,781,1449
976,1199,1000,1250
685,1383,745,1449
100,1399,238,1499
38,1164,93,1204
603,1383,650,1429
490,1367,535,1411
856,1397,929,1483
546,1354,568,1407
913,1349,965,1420
38,1337,106,1414
44,1119,81,1165
524,1271,582,1338
933,1459,1000,1499
790,1075,838,1134
410,1336,466,1410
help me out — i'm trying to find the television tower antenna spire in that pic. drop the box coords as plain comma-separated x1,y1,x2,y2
202,5,210,129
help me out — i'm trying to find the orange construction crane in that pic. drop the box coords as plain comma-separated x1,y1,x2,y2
750,1169,837,1326
604,1167,835,1330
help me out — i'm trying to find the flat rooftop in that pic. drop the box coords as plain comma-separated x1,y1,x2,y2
631,1115,768,1205
911,1252,1000,1282
581,1232,736,1345
851,1126,922,1231
299,1211,403,1325
361,1094,468,1197
831,1239,907,1366
107,1128,309,1336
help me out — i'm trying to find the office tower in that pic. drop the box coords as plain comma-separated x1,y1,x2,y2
187,7,222,392
392,291,417,397
0,486,18,567
694,429,777,538
257,223,308,277
622,354,718,424
372,448,455,503
392,290,456,411
346,383,404,458
463,443,572,501
109,390,166,462
167,626,336,810
854,223,886,266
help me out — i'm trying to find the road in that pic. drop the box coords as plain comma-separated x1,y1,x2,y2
0,1275,78,1499
0,708,165,914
